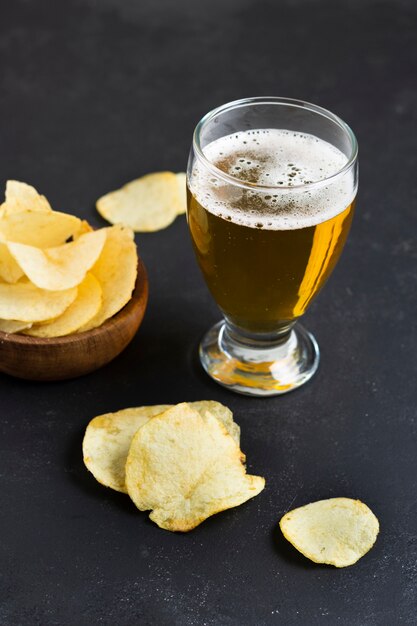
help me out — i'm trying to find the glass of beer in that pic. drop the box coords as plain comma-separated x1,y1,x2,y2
186,97,358,396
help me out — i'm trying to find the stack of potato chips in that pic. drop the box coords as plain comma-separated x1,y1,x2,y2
0,181,138,337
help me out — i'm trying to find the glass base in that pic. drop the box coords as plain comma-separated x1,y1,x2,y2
199,321,319,397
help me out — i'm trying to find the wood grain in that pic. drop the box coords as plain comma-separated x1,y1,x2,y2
0,257,148,381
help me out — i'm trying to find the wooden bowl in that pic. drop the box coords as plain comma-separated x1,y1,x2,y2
0,257,148,381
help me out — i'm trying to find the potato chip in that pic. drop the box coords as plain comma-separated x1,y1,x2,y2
175,172,187,215
83,400,240,493
125,403,265,531
0,319,32,334
24,273,102,337
79,225,137,331
1,180,52,215
0,280,77,322
7,229,106,291
83,405,172,492
0,243,24,283
96,172,183,232
189,400,241,450
279,497,379,567
76,220,93,236
0,210,81,248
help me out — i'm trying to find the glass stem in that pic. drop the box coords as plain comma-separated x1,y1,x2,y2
223,319,296,350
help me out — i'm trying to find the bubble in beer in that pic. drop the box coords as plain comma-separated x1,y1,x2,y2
191,129,356,230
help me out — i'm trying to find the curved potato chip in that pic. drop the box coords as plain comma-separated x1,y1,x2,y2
0,243,24,283
0,319,32,334
76,220,93,236
83,405,172,492
189,400,241,450
83,401,240,493
25,273,102,337
175,172,187,215
0,280,77,322
0,210,81,248
79,225,137,331
96,172,182,232
1,180,52,215
279,497,379,567
7,229,106,291
125,403,265,531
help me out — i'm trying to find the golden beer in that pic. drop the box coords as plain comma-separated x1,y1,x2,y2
188,197,354,333
188,128,356,334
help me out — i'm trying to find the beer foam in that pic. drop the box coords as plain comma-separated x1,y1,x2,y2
190,129,356,230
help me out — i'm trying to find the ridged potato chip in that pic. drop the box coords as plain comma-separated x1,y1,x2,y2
79,225,137,331
7,229,106,291
96,172,184,232
0,319,32,334
83,401,240,493
0,280,77,322
24,273,102,337
0,210,81,248
279,497,379,567
1,180,52,215
125,403,265,532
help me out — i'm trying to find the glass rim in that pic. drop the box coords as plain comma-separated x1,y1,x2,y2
192,96,358,193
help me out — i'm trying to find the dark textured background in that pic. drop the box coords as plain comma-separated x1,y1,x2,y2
1,0,416,624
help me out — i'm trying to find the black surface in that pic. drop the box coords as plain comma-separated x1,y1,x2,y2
1,1,416,624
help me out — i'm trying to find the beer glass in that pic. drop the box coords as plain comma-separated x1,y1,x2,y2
186,97,358,396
